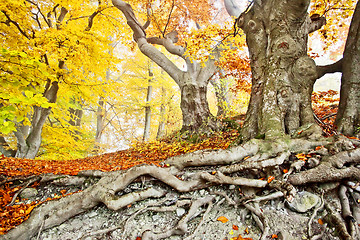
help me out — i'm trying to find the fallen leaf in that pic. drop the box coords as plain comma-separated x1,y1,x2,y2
244,227,249,234
232,225,239,230
272,234,278,238
217,216,229,223
236,234,253,240
267,176,275,183
295,153,307,161
318,218,324,225
283,169,289,173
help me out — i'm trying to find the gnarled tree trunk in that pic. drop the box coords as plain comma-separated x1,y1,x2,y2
335,1,360,136
112,0,220,135
234,0,325,140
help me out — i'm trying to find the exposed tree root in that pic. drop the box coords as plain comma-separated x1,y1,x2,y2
2,137,360,240
141,196,215,240
288,148,360,185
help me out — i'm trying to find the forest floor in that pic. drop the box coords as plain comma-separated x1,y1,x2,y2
1,95,360,240
0,131,239,236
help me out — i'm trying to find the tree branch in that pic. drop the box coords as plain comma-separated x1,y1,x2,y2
56,7,68,29
316,58,343,79
1,11,31,39
308,15,326,34
112,0,183,83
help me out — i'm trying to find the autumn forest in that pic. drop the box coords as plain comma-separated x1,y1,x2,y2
1,0,360,239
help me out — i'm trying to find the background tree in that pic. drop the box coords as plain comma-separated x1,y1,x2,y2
111,0,241,134
0,0,121,158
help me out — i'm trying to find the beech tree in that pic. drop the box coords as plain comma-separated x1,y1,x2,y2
111,0,223,134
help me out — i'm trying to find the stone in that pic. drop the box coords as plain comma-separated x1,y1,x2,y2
286,191,320,213
176,208,186,217
20,188,38,199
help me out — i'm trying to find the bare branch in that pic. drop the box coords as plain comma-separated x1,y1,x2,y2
56,7,68,29
316,58,343,79
112,0,183,83
1,11,31,39
308,15,326,34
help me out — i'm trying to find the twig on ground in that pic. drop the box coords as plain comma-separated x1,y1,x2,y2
183,200,213,240
243,202,269,240
245,191,284,204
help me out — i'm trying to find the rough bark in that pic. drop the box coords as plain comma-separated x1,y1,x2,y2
335,1,360,136
112,0,219,134
231,0,325,140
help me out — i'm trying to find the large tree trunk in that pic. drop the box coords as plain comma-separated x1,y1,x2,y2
237,0,323,140
335,1,360,136
179,80,216,133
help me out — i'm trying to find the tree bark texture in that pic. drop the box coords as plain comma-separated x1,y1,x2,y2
238,0,322,140
335,1,360,136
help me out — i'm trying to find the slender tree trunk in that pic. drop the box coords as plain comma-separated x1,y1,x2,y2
15,81,59,159
335,1,360,136
210,75,230,117
69,108,83,127
95,96,105,148
156,87,166,140
237,0,323,140
143,66,153,142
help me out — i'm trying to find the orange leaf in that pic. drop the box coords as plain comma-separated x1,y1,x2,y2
318,218,324,225
272,234,278,238
283,169,289,173
244,227,249,234
136,237,142,240
236,234,253,240
217,216,229,223
232,225,239,230
295,153,307,161
267,176,275,183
